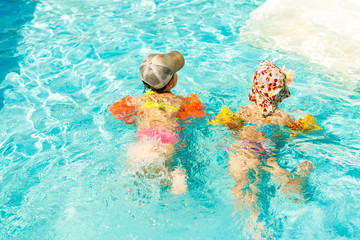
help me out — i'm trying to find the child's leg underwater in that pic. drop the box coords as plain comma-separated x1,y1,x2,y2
126,139,188,194
170,168,188,195
234,140,316,197
228,144,267,237
262,157,315,199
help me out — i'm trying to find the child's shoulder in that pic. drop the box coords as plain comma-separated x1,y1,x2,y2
136,92,184,106
236,103,293,126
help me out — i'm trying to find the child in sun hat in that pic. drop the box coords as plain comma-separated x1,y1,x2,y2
109,51,206,194
210,60,321,236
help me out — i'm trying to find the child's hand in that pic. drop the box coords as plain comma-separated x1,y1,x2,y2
287,115,322,133
227,121,241,130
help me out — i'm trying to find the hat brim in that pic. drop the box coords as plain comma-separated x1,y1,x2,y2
165,51,185,73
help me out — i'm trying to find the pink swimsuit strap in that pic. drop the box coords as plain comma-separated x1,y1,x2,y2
136,128,179,144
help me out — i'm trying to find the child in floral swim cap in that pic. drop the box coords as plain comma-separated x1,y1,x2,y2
231,60,316,187
211,60,319,237
109,51,206,194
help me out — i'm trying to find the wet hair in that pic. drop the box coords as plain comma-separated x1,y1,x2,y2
142,74,174,94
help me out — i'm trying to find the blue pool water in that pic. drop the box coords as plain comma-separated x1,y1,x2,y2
1,0,360,239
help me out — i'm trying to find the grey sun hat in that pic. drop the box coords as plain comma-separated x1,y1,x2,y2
140,51,185,89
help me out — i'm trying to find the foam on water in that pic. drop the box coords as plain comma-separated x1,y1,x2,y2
240,0,360,89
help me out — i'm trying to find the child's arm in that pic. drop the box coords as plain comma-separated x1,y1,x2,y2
109,95,137,124
287,114,322,133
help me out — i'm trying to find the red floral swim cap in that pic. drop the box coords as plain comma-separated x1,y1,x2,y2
248,61,291,116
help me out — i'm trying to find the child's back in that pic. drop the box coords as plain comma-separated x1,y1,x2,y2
109,51,206,194
235,102,293,142
135,92,184,130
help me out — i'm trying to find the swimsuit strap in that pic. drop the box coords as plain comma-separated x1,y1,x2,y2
142,90,180,112
139,100,179,112
145,90,156,96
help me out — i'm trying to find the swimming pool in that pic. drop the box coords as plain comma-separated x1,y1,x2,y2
1,0,360,239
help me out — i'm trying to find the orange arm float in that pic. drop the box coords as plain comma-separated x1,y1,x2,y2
177,94,206,120
108,95,136,124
